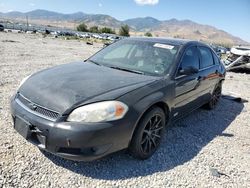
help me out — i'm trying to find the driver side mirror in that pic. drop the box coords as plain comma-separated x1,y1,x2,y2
179,66,198,75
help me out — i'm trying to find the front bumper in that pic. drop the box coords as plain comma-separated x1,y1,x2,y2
10,96,135,161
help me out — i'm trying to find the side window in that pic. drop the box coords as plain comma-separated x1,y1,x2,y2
199,47,214,68
179,46,199,72
212,52,220,65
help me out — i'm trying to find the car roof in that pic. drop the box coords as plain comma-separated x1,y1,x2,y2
125,37,204,46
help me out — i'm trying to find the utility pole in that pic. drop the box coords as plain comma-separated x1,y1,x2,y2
26,15,29,31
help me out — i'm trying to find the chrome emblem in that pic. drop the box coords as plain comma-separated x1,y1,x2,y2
29,103,37,111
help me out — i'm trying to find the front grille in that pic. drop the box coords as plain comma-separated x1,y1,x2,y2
16,93,60,120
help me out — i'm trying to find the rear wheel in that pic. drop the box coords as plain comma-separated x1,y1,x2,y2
129,107,166,160
204,84,222,110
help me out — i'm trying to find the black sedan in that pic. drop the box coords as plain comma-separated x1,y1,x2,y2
11,38,226,161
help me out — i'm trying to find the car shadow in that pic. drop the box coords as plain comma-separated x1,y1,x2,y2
42,97,244,180
230,69,250,74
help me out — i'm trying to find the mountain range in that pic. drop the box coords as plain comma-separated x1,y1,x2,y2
0,9,248,45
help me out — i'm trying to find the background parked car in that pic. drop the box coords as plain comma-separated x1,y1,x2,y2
0,24,4,32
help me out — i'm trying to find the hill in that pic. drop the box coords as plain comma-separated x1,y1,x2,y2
0,9,248,45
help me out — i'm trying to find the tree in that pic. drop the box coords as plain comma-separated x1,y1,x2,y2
89,26,99,33
144,32,153,37
100,27,116,34
77,23,88,32
119,25,130,37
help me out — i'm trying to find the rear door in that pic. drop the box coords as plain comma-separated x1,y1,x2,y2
197,46,220,101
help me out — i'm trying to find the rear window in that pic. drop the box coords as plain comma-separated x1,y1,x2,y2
199,47,214,69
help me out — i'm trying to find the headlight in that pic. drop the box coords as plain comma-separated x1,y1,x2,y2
67,101,128,123
18,75,31,89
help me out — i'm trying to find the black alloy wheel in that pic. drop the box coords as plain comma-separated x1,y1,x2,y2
205,84,222,110
129,107,166,160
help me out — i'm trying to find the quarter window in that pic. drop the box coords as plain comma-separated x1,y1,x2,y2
199,47,214,68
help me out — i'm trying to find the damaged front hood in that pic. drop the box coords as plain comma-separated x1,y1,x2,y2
231,46,250,56
19,62,158,114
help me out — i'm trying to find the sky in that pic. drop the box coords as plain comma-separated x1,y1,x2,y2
0,0,249,42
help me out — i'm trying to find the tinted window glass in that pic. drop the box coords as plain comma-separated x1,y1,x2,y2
179,46,199,71
212,52,220,65
199,47,214,68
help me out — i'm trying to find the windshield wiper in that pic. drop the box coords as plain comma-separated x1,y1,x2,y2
108,66,144,75
88,59,101,66
87,60,144,75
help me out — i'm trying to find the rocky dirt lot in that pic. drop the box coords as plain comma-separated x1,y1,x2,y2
0,32,249,188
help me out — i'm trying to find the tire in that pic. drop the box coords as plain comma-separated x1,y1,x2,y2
204,84,222,110
129,107,166,160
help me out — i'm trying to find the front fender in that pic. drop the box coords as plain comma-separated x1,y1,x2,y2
133,91,165,117
118,78,175,142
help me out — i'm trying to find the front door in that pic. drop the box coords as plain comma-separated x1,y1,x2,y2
173,46,202,119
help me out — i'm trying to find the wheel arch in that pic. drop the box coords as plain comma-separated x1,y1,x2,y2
129,100,170,145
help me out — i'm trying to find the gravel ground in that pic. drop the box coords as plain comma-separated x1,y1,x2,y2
0,32,249,188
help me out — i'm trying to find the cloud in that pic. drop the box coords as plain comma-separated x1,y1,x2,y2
134,0,159,5
29,3,35,7
98,3,102,7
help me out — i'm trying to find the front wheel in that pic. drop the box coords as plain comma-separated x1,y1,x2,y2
129,107,166,160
